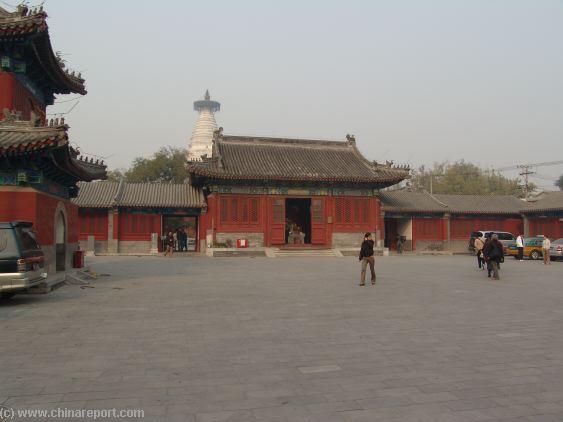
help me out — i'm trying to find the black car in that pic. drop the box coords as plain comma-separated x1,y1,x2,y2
0,222,46,300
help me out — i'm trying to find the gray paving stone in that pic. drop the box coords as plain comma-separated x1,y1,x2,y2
0,255,562,421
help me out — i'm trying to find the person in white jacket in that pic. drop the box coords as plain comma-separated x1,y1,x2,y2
516,234,524,261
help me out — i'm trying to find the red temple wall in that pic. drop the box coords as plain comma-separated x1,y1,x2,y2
118,212,161,241
0,72,46,121
78,209,109,241
529,217,561,239
450,217,523,239
412,218,445,241
333,196,378,232
0,188,77,245
411,217,445,250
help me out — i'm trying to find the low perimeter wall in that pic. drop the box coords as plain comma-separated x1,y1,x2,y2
332,232,367,248
42,242,77,275
215,232,264,248
79,240,108,254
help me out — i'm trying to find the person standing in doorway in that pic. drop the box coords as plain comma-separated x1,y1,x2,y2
396,235,404,255
359,232,376,286
516,234,524,261
180,227,188,251
542,237,551,265
474,234,485,270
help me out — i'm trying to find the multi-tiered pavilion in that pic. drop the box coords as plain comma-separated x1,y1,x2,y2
0,5,106,273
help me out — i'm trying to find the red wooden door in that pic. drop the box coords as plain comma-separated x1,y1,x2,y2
270,198,285,245
311,198,327,245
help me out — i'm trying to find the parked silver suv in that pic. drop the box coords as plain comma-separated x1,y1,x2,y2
0,222,47,300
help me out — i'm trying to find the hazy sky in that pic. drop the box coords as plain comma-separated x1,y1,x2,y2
35,0,563,188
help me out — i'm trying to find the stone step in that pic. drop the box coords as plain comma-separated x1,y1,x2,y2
274,249,337,257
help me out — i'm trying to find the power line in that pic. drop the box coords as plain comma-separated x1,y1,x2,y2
54,96,82,104
518,165,535,200
47,99,81,116
411,160,563,194
0,0,17,9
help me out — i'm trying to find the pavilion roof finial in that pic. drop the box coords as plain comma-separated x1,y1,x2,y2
204,89,210,100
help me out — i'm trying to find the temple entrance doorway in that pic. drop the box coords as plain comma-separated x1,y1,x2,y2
162,216,198,252
384,218,398,250
285,198,311,244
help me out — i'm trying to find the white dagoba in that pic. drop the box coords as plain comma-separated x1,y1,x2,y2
187,90,221,161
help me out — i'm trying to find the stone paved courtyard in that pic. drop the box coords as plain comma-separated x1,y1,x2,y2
1,255,563,422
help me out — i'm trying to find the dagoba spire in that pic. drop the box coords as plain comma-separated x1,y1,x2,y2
187,90,221,161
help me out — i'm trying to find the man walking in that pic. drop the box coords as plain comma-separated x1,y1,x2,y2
483,234,504,280
359,232,376,286
542,237,551,265
474,234,485,269
516,233,524,261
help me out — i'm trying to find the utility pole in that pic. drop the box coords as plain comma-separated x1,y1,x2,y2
518,165,535,200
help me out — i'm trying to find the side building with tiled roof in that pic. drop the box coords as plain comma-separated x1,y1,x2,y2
520,191,563,240
379,189,528,252
72,181,206,254
187,129,409,249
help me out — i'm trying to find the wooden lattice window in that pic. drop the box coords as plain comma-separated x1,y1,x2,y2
273,199,284,223
241,201,249,223
250,198,259,223
344,200,352,223
335,199,344,224
312,199,323,222
231,199,238,222
220,196,260,225
354,199,361,223
220,198,228,223
362,199,369,224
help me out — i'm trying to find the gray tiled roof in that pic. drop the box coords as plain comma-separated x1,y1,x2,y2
73,181,206,209
189,134,409,186
73,181,120,207
380,190,448,213
380,189,528,215
0,120,68,153
118,183,205,208
0,119,106,181
432,193,527,214
0,6,86,94
522,191,563,213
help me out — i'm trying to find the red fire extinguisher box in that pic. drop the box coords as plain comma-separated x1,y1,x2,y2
236,239,249,248
73,250,85,268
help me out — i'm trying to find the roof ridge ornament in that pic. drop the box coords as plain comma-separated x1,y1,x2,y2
345,134,356,144
1,108,18,123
